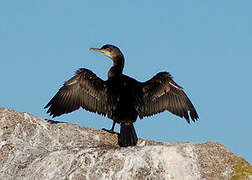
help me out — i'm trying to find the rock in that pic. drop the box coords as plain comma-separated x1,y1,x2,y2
0,108,251,180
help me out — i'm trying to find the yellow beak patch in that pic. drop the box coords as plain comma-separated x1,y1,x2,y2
90,48,110,54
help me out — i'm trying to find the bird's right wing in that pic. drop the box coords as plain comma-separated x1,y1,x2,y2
45,68,110,117
137,72,198,123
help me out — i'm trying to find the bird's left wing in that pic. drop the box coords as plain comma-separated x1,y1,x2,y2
45,68,110,117
137,72,198,123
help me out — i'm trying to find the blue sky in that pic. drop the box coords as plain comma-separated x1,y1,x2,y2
1,1,251,163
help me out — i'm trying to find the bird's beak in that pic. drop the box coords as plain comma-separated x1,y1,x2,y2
90,48,109,54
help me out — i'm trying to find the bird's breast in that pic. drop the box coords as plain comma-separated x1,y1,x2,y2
106,75,140,121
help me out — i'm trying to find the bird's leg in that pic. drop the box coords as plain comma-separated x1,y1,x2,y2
102,121,118,134
110,121,116,131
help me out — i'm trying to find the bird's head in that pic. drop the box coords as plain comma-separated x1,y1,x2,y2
90,44,123,59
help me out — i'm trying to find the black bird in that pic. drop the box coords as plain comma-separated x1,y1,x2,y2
45,44,199,147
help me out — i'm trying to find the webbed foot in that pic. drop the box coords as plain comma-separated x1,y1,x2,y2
102,121,118,134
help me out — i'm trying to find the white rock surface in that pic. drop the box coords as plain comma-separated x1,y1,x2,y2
0,108,251,180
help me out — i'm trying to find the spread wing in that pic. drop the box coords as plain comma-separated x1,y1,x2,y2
137,72,198,123
44,68,110,117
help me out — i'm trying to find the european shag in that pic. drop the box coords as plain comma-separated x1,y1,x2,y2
44,44,199,147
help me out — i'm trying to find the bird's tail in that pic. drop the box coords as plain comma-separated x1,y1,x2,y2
118,123,138,147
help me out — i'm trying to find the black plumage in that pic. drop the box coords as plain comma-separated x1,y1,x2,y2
45,44,199,147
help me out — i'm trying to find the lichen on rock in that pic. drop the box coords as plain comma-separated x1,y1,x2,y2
230,157,252,180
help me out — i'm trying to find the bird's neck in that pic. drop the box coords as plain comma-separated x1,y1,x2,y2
108,55,125,78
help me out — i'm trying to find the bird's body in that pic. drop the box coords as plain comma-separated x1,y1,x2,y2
107,74,139,123
45,44,199,147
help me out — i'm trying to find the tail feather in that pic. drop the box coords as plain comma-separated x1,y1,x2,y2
118,124,138,147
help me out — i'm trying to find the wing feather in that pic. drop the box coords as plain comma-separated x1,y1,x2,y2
45,68,110,117
138,72,198,123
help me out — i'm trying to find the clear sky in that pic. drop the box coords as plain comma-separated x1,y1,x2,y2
1,1,251,164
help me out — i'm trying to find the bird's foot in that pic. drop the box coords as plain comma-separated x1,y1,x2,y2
102,128,119,135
